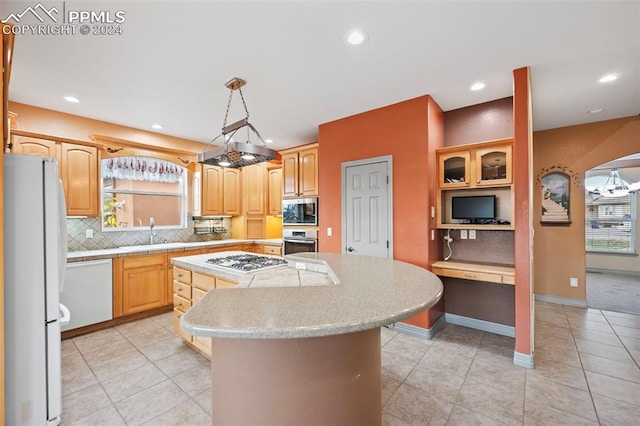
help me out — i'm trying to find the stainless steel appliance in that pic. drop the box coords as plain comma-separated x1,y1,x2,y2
282,197,318,226
283,229,318,254
206,254,288,272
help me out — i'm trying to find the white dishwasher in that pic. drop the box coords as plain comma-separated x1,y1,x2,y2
61,259,113,331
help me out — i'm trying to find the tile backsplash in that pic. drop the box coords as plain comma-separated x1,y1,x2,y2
67,217,232,251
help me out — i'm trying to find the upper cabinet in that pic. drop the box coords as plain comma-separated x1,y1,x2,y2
223,168,241,216
200,165,241,216
436,138,514,230
438,139,512,189
281,143,318,198
267,166,283,215
60,143,98,216
12,133,99,216
243,163,266,215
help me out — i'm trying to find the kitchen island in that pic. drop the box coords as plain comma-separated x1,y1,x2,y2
176,252,443,425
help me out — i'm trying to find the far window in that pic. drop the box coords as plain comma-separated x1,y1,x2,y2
585,161,638,254
101,157,187,231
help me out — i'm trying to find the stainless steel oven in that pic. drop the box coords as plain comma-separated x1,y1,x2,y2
283,229,318,255
282,198,318,226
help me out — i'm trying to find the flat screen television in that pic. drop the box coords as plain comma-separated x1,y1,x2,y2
451,195,496,224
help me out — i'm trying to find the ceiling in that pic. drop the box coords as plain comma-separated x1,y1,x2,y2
5,1,640,150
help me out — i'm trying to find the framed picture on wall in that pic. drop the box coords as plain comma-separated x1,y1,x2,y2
541,172,571,225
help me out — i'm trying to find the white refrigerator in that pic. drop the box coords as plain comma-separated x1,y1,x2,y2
4,154,70,425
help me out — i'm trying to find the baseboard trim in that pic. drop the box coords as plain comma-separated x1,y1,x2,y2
394,315,446,340
444,313,515,338
586,267,640,277
513,350,535,369
535,294,587,308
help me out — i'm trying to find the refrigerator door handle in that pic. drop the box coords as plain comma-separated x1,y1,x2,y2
59,303,71,326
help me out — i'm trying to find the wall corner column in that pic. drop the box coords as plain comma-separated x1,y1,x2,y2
513,66,535,368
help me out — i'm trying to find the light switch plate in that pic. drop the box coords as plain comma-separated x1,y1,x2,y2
85,229,94,239
469,230,476,239
460,230,468,239
327,227,332,237
570,277,578,287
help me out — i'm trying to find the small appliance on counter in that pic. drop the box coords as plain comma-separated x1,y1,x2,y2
283,229,318,254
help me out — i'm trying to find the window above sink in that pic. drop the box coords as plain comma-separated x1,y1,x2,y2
101,156,187,231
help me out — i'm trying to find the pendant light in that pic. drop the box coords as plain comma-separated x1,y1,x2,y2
198,77,279,168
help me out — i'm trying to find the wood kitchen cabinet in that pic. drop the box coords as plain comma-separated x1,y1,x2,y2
438,139,512,189
59,143,99,216
243,163,266,215
113,254,168,317
267,166,283,215
281,143,318,198
223,168,241,215
172,266,238,358
200,165,241,216
436,138,514,230
11,132,99,216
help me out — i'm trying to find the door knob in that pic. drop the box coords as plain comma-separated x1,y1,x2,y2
347,247,354,252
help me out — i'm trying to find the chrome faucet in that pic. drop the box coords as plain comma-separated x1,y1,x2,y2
149,217,157,244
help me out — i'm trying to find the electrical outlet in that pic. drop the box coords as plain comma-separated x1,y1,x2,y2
469,230,476,239
430,229,435,241
570,277,578,287
460,230,468,239
85,229,94,239
430,206,435,218
327,227,332,237
295,262,306,270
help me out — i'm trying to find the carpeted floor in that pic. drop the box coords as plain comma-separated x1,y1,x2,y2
587,271,640,315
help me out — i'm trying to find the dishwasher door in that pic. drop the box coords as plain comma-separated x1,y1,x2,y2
61,259,113,331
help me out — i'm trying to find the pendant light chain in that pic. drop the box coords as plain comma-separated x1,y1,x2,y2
221,85,251,135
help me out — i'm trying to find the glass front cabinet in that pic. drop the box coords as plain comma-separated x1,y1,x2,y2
438,139,512,189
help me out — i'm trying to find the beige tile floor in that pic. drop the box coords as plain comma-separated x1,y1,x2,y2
61,302,640,425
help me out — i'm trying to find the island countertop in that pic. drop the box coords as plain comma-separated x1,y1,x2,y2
180,252,443,339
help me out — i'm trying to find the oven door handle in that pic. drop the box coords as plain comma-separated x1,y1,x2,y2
283,239,316,244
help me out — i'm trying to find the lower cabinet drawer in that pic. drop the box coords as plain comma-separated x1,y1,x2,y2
173,281,191,299
173,294,192,312
216,278,238,289
193,272,216,291
263,245,282,255
432,267,502,284
173,308,192,342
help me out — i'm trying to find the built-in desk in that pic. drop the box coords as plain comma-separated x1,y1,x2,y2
431,261,515,285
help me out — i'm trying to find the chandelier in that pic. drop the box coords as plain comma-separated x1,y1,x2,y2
588,168,630,198
198,77,279,168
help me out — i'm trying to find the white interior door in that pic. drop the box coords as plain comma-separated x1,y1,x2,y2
343,158,392,258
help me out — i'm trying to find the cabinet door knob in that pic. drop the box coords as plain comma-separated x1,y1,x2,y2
347,246,355,252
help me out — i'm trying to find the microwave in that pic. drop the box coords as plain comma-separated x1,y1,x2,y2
282,198,318,226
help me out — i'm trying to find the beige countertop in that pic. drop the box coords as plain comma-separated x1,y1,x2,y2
180,252,443,339
66,238,282,262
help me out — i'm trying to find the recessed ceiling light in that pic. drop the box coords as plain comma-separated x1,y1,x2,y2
64,96,80,103
264,138,273,144
345,29,367,45
598,74,618,83
588,108,604,114
470,82,485,91
151,124,163,130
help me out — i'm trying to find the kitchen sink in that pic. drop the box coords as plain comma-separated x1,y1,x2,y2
118,243,188,251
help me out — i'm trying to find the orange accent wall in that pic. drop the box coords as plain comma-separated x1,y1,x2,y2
318,95,444,328
9,102,205,153
533,116,639,300
513,67,533,357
